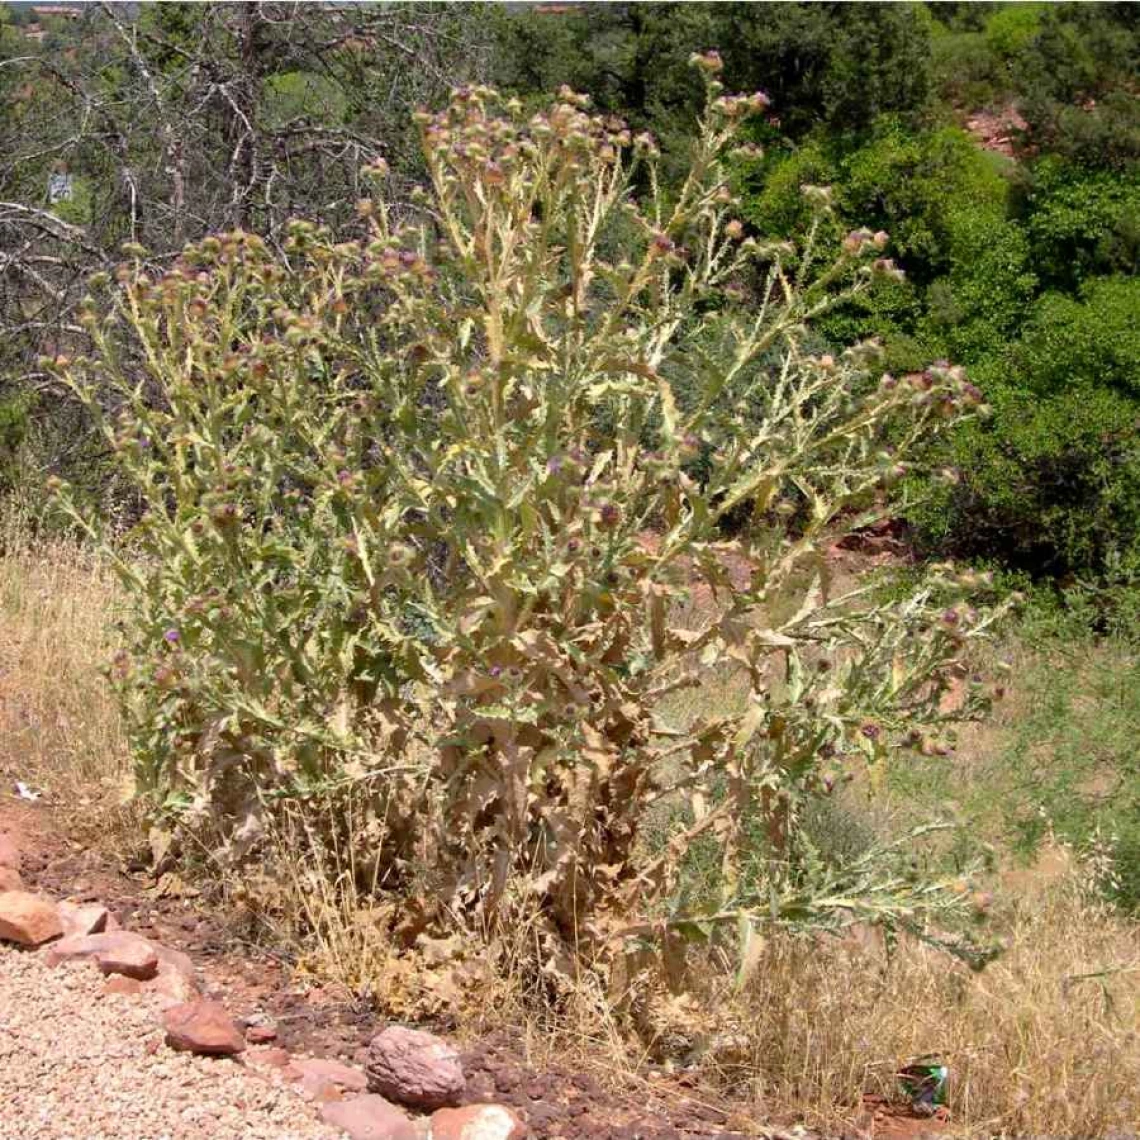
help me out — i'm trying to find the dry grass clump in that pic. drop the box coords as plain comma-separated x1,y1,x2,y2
0,512,133,840
252,797,1140,1137
702,853,1139,1137
452,851,1140,1138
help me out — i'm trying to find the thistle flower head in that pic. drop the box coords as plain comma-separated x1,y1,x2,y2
689,50,724,74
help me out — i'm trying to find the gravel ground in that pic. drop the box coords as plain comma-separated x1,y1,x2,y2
0,945,343,1140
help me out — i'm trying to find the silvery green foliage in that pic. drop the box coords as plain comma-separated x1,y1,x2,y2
55,67,1008,959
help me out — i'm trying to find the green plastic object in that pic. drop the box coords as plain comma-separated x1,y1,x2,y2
897,1060,949,1112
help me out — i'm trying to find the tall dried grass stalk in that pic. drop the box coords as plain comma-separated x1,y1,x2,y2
728,857,1140,1136
0,510,133,839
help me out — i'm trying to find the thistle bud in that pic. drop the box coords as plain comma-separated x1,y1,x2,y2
689,50,724,74
597,502,621,530
800,184,834,209
871,258,906,282
731,143,764,160
634,132,659,156
386,542,414,569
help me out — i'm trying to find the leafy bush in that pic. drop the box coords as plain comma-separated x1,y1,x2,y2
929,28,1001,110
0,390,29,497
983,2,1047,64
914,277,1140,579
923,200,1037,362
840,124,1012,278
1024,159,1140,290
56,73,1007,971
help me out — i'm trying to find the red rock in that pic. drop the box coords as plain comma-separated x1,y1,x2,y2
292,1057,368,1091
246,1046,292,1070
44,932,159,980
299,1077,344,1104
366,1026,465,1110
142,943,200,1008
287,1055,369,1100
163,999,246,1055
0,866,24,892
245,1023,278,1045
96,936,158,979
0,832,19,869
151,942,196,980
320,1095,417,1140
103,976,143,996
0,890,62,946
58,901,109,937
431,1105,528,1140
144,965,198,1009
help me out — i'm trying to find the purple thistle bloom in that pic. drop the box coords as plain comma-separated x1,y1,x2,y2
163,628,181,644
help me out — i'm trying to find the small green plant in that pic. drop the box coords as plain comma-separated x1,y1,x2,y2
55,63,1009,974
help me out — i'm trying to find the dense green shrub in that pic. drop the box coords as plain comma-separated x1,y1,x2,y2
741,120,1037,365
839,124,1012,278
914,277,1140,578
56,75,1007,969
983,3,1047,62
0,390,30,497
1024,159,1140,289
495,2,935,144
929,28,1000,110
738,97,1137,586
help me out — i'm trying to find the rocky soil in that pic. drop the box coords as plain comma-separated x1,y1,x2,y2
0,800,769,1140
1,796,949,1140
0,944,342,1140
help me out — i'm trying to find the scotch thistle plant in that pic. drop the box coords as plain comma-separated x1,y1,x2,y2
53,58,1010,971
